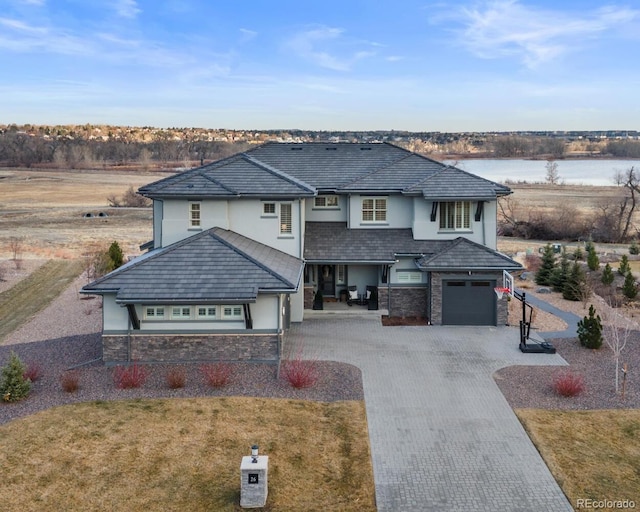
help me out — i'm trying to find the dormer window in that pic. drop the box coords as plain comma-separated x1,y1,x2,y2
439,201,471,231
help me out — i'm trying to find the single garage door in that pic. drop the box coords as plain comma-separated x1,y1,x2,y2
442,280,496,325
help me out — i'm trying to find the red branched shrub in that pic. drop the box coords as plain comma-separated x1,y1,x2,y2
200,363,233,388
281,356,319,389
166,367,186,389
552,370,585,397
23,362,43,382
60,371,80,393
113,361,148,389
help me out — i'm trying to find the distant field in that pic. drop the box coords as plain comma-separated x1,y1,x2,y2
0,168,167,258
0,168,634,260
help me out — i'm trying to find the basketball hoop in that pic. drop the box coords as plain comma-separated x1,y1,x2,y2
494,287,510,299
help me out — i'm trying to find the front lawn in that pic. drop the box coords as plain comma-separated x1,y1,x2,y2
0,397,375,511
517,409,640,510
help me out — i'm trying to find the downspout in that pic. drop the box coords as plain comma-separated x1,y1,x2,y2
127,313,132,363
276,294,283,379
298,199,303,258
427,272,432,325
387,266,391,315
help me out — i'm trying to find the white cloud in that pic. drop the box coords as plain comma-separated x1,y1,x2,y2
443,1,639,68
112,0,141,19
20,0,46,5
286,25,377,71
239,28,257,43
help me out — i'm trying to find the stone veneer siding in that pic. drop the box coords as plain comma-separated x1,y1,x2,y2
378,286,428,318
430,271,507,326
303,285,315,310
102,333,279,363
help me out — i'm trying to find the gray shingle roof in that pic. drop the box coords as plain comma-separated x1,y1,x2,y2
304,222,450,263
139,153,316,199
416,237,522,271
139,142,511,199
81,228,303,303
405,166,511,200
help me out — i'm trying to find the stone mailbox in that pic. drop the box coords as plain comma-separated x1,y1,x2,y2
240,445,268,508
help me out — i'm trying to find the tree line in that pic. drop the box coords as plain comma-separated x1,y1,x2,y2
0,133,250,169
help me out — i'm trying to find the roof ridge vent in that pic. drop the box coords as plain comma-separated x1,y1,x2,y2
290,147,303,150
360,147,372,150
325,147,337,150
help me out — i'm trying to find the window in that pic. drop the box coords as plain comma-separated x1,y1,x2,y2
279,203,292,235
189,202,201,228
145,306,165,319
262,202,276,216
362,198,387,223
336,265,346,285
222,306,243,319
439,201,471,231
397,271,423,283
314,195,339,208
197,306,217,319
171,306,192,319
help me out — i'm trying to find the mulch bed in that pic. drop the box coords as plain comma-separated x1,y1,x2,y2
495,333,639,409
381,315,430,326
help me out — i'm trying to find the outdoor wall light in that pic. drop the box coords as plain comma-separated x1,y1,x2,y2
251,445,259,463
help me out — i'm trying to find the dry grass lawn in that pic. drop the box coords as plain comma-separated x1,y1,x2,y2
0,259,84,343
0,397,375,512
517,409,640,510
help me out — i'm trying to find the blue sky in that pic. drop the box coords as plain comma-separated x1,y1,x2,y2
1,0,639,131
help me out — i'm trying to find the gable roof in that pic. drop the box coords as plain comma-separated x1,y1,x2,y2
140,142,511,199
405,166,511,200
81,228,304,304
416,237,522,271
139,153,316,199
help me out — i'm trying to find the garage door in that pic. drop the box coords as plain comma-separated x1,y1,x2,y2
442,280,496,325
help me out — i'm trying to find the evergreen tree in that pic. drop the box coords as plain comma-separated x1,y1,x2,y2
587,244,599,271
601,263,615,285
576,305,603,349
107,241,124,270
0,351,31,402
563,261,587,301
573,246,584,261
551,248,570,292
618,254,631,276
630,240,639,255
535,244,556,286
623,270,638,299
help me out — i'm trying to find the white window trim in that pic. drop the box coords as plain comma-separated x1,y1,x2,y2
396,271,423,283
336,264,346,285
189,202,201,229
361,197,387,224
439,201,471,231
279,202,293,236
144,306,165,320
313,195,339,209
196,306,218,319
262,202,276,217
171,306,192,319
222,305,243,320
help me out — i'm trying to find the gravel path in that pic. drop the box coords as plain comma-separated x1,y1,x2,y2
0,270,363,426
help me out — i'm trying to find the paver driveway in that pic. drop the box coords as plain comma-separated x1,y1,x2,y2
288,316,574,512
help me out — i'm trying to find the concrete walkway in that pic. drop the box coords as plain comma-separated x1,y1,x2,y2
523,291,581,339
289,318,573,511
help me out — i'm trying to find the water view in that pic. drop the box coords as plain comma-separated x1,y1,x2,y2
447,159,640,186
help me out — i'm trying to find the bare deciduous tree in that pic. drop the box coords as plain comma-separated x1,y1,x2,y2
545,160,560,185
8,236,24,270
603,308,633,393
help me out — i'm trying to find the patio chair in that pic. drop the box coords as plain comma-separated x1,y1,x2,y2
346,285,359,306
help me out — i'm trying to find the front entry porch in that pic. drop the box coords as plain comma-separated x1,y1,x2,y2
304,298,388,317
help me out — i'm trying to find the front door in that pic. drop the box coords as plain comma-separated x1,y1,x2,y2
319,265,335,297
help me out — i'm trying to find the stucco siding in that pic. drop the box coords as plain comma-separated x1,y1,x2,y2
103,294,129,331
348,194,412,229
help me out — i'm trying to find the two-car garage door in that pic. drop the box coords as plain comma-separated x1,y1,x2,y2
442,280,496,326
